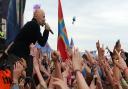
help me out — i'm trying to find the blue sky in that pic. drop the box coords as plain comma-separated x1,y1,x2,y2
24,0,128,52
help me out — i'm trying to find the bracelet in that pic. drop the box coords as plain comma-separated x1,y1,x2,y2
12,82,18,85
74,70,81,76
12,79,18,84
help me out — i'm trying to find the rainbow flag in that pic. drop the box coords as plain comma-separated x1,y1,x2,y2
57,0,69,61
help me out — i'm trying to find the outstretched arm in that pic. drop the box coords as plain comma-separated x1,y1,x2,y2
38,30,49,46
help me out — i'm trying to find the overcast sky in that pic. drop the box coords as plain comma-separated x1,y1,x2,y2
24,0,128,52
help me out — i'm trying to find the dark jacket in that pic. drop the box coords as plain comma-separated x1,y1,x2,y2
124,52,128,66
8,18,49,58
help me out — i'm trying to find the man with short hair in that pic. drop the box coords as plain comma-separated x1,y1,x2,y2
1,8,52,87
8,8,51,58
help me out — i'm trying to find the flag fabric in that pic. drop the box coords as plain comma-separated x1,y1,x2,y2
42,42,53,53
35,42,53,60
2,0,10,19
6,0,26,45
6,0,18,45
70,38,74,49
35,42,53,53
16,0,26,28
41,42,53,60
57,0,69,61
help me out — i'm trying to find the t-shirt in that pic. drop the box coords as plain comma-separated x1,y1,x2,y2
0,69,12,89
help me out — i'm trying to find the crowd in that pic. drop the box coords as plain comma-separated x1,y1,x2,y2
1,40,128,89
0,8,128,89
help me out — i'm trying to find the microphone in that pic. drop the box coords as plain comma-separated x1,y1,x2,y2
49,29,54,34
44,23,54,34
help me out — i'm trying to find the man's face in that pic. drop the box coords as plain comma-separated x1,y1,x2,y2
38,11,45,26
34,9,46,26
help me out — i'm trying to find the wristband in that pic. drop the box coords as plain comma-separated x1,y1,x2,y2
74,70,81,76
12,81,18,85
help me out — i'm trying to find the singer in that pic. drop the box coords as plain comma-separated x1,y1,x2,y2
2,8,52,84
8,8,52,57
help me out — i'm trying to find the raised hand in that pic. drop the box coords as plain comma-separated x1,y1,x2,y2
33,54,40,71
96,40,100,50
86,51,97,65
30,43,40,59
72,48,83,71
13,59,26,83
51,77,69,89
51,51,60,62
115,49,121,58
